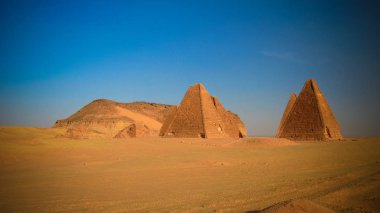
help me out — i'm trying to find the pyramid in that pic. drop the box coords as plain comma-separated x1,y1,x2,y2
114,123,150,138
159,83,246,138
277,79,343,141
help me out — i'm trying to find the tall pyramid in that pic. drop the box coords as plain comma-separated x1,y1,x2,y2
277,79,343,141
159,83,246,138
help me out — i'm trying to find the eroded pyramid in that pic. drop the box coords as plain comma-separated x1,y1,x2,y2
159,83,246,138
277,79,342,141
114,123,150,138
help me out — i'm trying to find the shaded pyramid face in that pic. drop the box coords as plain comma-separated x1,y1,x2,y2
276,93,297,137
160,84,246,138
277,79,343,141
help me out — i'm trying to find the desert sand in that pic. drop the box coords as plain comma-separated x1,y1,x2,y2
0,126,379,212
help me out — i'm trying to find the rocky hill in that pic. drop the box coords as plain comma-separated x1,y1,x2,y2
54,99,175,139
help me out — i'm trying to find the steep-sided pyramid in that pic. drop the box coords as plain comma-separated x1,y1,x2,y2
277,79,343,141
160,83,246,138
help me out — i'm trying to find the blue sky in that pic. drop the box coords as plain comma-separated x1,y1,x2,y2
1,0,379,136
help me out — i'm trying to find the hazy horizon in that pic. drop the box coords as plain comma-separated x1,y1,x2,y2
1,0,380,136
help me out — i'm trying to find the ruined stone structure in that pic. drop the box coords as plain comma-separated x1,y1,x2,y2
160,83,246,138
114,123,150,138
277,79,343,141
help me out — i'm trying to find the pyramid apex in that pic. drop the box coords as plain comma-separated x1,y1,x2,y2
189,83,208,93
306,78,318,86
305,79,323,94
193,83,206,89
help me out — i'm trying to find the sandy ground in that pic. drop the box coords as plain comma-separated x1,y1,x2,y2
0,127,379,212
